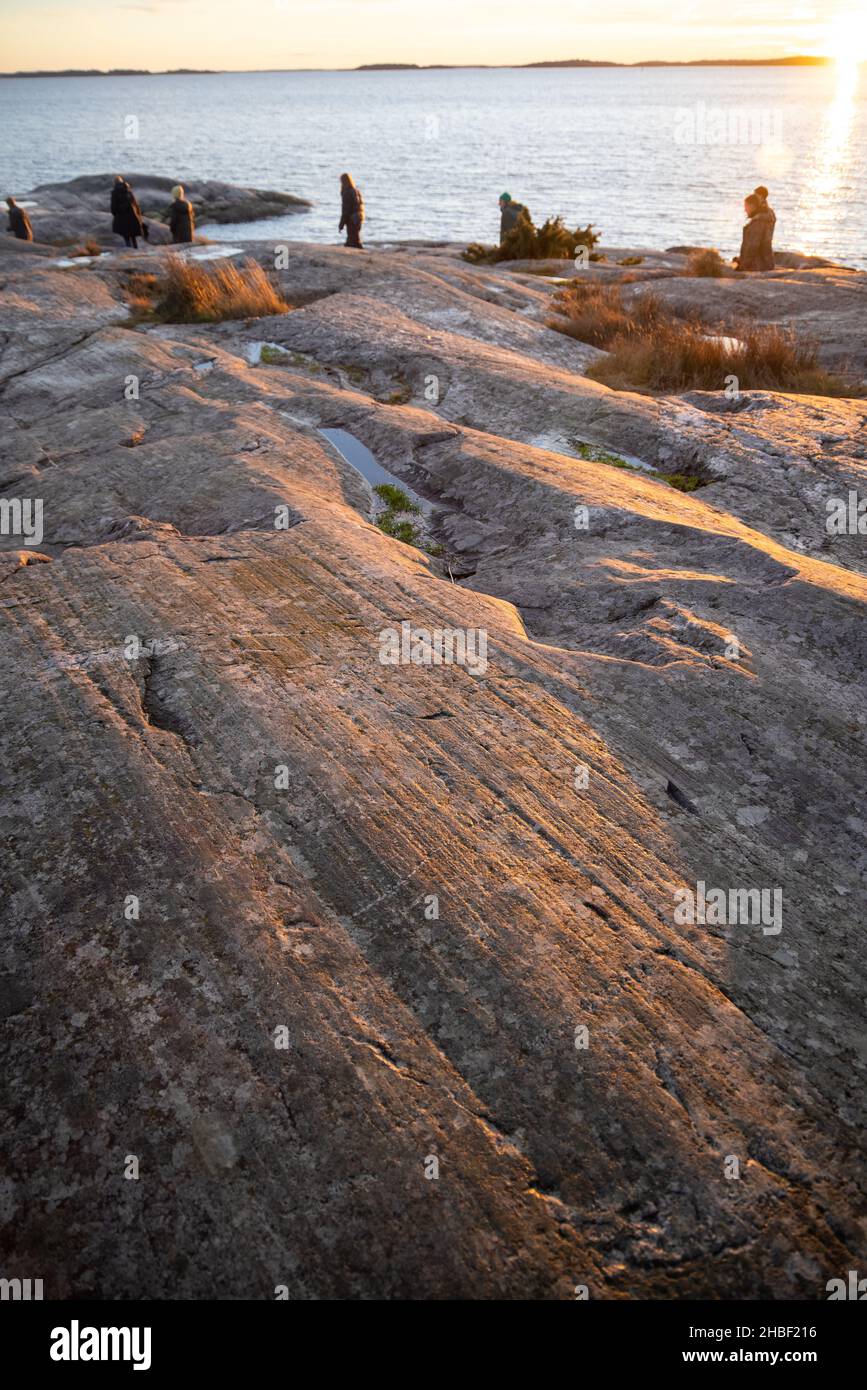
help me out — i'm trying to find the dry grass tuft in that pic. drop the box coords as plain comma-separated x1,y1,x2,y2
124,257,289,323
685,248,729,278
155,256,289,322
549,282,670,348
70,239,103,259
549,282,861,396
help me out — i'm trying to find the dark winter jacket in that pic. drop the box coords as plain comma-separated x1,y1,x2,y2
736,208,775,271
8,204,33,241
339,184,364,231
499,200,528,242
111,181,145,239
168,198,195,244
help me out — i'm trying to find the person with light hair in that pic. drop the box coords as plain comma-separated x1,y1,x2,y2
167,183,195,244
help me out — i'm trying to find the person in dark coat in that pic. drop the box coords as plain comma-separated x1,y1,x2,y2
167,184,195,244
339,173,364,249
6,197,33,241
734,192,776,271
111,176,145,249
498,191,528,243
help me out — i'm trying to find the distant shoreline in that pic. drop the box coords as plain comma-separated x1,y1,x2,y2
0,56,843,78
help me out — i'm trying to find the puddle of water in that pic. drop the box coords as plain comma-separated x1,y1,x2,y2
183,245,244,262
704,333,745,353
319,427,432,516
48,252,112,268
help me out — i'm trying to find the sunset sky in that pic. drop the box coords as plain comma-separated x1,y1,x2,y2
2,0,867,72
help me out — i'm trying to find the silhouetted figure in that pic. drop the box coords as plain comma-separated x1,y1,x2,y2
111,176,145,249
734,192,776,272
339,173,365,249
753,183,777,240
6,197,33,241
499,192,528,244
167,184,195,244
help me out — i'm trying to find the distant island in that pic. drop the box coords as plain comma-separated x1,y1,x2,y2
0,55,841,77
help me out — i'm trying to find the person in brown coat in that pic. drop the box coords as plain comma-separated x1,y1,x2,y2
734,191,776,271
6,197,33,241
339,173,365,249
167,184,195,244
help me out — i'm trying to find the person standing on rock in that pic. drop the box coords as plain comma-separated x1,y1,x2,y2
339,173,365,249
167,184,195,244
111,175,145,250
733,192,776,272
6,197,33,241
498,192,528,245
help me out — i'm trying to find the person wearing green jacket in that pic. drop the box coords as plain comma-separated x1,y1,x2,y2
498,191,528,244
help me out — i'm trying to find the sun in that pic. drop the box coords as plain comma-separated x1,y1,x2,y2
822,13,867,67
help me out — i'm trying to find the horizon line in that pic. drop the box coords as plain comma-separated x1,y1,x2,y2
0,54,850,78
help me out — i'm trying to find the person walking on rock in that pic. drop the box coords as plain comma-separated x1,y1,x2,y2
167,184,195,244
734,191,776,271
339,173,365,249
6,197,33,241
111,175,145,249
498,191,528,244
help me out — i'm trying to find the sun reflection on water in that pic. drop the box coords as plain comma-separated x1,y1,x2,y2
797,56,863,252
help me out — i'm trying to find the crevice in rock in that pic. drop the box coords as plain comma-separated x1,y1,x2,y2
138,654,200,746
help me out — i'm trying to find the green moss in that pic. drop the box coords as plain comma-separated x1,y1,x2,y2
572,441,636,469
338,363,367,384
659,472,704,492
258,344,322,373
259,344,288,364
424,541,445,557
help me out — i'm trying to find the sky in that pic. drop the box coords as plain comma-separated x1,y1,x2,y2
1,0,866,72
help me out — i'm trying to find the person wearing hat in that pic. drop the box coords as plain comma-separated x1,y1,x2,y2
499,191,530,244
6,197,33,242
167,184,195,244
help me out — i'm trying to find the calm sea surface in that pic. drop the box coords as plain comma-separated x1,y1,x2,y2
2,67,865,265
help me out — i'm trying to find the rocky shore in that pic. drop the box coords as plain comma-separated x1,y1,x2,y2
1,188,865,1299
13,172,312,247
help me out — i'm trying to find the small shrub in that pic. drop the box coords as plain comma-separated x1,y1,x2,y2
378,514,420,544
463,242,498,264
462,214,600,264
686,248,728,278
374,483,419,513
153,257,288,323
